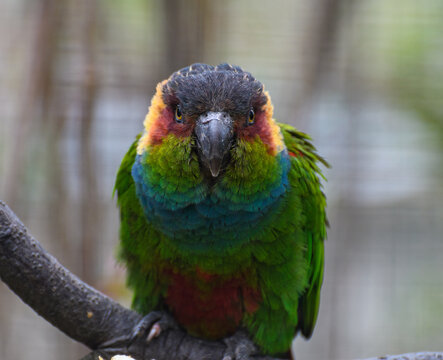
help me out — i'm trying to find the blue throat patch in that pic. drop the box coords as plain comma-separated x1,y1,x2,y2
132,151,291,251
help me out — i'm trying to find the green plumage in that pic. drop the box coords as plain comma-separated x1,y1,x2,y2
115,122,328,355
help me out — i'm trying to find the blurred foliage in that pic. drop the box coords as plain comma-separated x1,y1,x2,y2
386,0,443,143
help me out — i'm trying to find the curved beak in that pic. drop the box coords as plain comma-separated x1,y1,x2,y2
194,111,234,177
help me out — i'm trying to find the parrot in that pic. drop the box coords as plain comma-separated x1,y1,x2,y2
114,63,328,357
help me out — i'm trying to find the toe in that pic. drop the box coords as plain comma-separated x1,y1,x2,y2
130,311,163,341
131,310,178,345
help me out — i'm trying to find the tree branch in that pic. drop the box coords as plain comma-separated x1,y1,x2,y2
1,200,442,360
0,201,138,349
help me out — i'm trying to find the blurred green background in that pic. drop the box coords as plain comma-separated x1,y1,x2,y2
0,1,442,359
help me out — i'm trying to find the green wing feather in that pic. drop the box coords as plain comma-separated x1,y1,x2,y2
279,122,329,339
114,134,164,314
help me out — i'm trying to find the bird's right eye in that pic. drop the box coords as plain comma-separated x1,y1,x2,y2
247,108,255,125
175,106,183,123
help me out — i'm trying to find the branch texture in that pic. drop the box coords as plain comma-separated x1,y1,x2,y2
0,201,139,349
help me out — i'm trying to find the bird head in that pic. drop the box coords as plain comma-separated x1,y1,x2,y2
132,63,292,244
136,63,286,182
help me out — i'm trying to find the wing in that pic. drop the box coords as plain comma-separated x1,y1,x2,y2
244,123,329,354
279,122,329,338
114,134,163,314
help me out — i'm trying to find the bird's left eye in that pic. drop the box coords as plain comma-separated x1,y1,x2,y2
247,109,255,125
175,106,183,123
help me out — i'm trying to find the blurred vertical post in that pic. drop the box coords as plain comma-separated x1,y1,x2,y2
2,0,61,212
291,0,343,124
161,0,211,75
78,0,100,286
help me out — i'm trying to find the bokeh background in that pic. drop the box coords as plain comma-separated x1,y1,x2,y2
0,1,442,359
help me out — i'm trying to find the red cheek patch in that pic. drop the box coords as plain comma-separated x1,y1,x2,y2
238,111,276,154
149,108,193,145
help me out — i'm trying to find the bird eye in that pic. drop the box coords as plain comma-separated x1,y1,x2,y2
247,109,255,125
175,106,183,123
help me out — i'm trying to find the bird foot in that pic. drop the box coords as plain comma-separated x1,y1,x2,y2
222,330,258,360
97,311,178,358
130,310,178,344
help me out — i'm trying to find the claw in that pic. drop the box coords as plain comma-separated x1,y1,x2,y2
130,310,178,346
147,322,162,342
130,312,161,341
